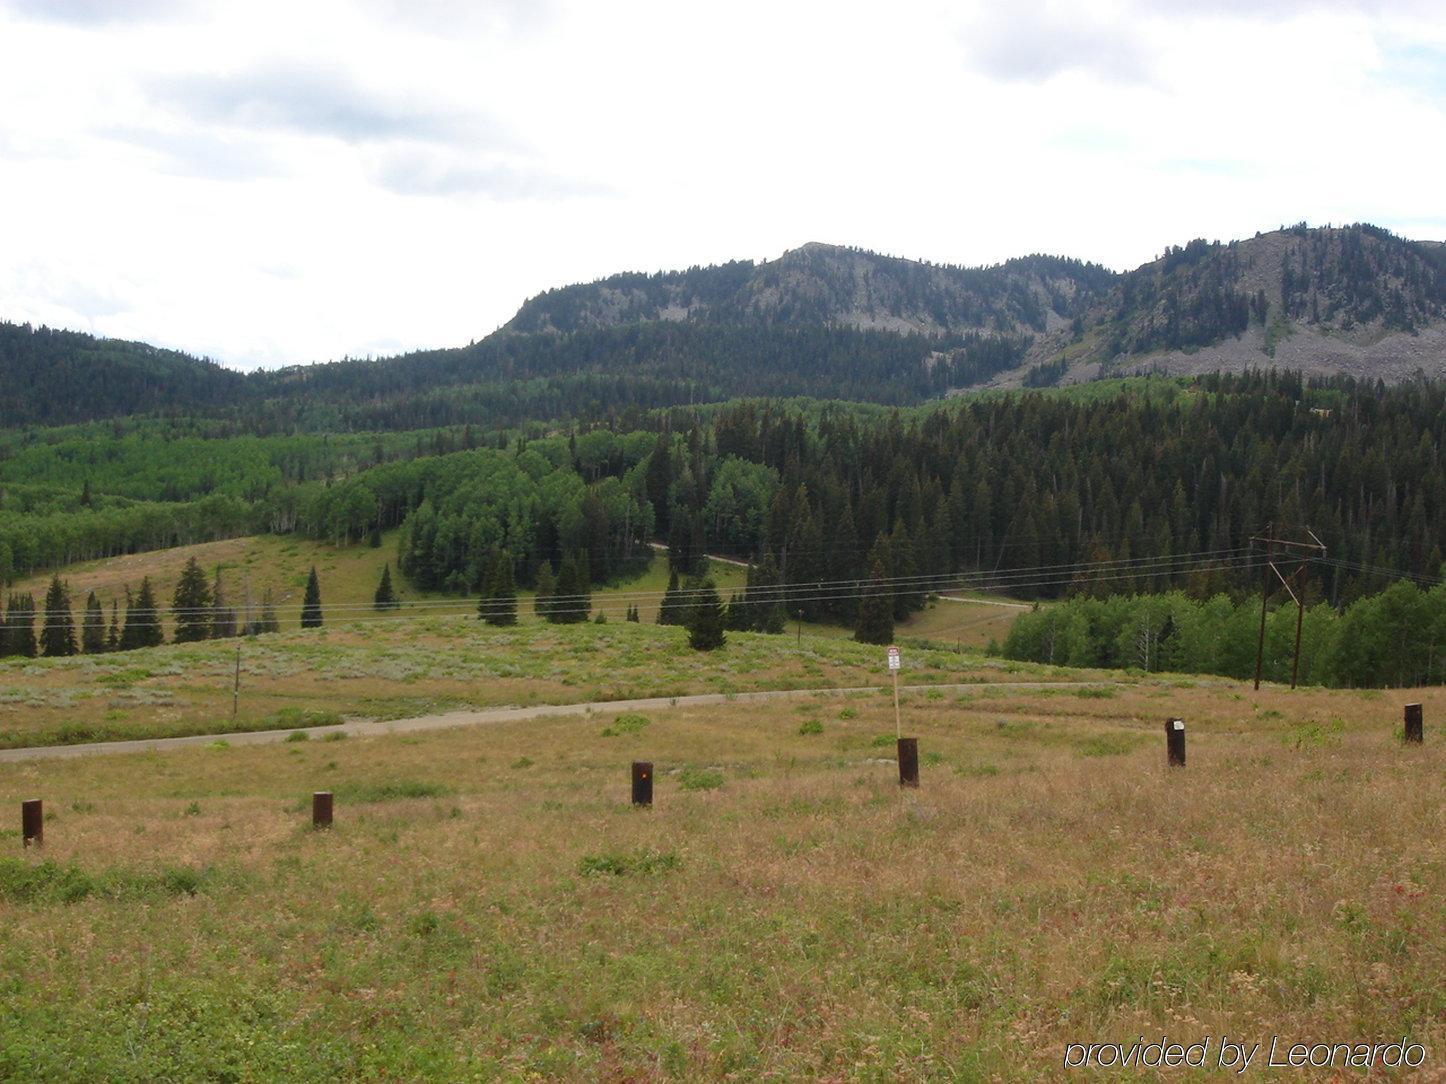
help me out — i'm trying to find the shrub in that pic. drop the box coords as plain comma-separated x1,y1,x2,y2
0,857,217,904
678,766,724,791
798,719,823,735
578,849,680,876
334,781,451,803
601,712,649,737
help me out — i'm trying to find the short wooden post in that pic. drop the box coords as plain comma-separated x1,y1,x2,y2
1166,718,1186,767
631,761,653,807
21,799,42,848
312,791,333,829
897,737,919,788
1403,703,1423,744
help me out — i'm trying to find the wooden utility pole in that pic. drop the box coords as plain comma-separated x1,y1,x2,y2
231,640,242,720
1250,526,1326,690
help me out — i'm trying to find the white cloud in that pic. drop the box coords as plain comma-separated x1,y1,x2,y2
0,0,1442,369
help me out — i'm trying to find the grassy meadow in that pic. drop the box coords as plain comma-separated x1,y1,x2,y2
0,618,1060,750
0,662,1440,1079
11,535,760,638
11,533,1015,648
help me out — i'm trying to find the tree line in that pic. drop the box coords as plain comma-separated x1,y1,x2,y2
1002,578,1446,688
0,558,300,659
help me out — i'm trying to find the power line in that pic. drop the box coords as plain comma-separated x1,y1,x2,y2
13,551,1263,628
11,547,1256,620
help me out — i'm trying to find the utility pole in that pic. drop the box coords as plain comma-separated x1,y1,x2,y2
1250,526,1326,690
231,640,242,720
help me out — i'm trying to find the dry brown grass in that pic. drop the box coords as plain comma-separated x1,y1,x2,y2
0,618,1077,748
0,675,1440,1079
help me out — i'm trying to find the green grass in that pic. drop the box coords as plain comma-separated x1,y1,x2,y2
678,766,725,791
0,676,1440,1079
578,849,681,876
0,856,221,904
601,712,650,737
0,617,1082,749
332,780,452,803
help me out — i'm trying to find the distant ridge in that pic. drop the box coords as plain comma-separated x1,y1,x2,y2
3,222,1444,427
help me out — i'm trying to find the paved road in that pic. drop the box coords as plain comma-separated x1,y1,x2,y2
0,680,1117,763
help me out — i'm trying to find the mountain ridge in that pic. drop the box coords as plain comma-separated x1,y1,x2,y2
3,222,1444,428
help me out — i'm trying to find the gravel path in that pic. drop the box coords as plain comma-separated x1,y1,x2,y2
0,680,1118,763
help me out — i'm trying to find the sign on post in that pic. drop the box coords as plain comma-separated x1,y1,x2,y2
888,646,901,738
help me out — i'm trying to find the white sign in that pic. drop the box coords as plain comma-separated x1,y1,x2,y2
1172,720,1184,730
887,646,901,671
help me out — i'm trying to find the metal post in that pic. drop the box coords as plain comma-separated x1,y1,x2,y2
892,668,901,739
1403,703,1423,744
21,799,42,847
1166,718,1186,767
897,737,919,788
631,761,653,806
312,791,333,829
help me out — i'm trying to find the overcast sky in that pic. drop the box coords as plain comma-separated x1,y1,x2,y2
2,0,1443,370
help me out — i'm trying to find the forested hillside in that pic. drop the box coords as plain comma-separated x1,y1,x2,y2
4,373,1442,685
506,244,1112,336
1024,224,1446,385
9,223,1444,432
0,323,245,426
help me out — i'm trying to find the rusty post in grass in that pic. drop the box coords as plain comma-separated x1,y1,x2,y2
897,737,919,788
21,799,42,847
1403,703,1423,744
312,791,333,829
631,761,653,807
1166,718,1186,767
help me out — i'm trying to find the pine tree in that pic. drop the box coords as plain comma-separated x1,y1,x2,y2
0,595,16,658
130,578,164,647
300,567,323,629
81,591,106,654
749,551,787,634
687,580,727,651
657,569,686,625
533,563,556,621
645,430,673,537
724,590,750,631
41,576,78,657
212,567,237,639
480,551,517,626
258,588,280,634
626,604,640,623
10,594,37,658
106,600,119,652
550,553,590,624
375,563,399,611
854,543,894,646
172,557,213,643
368,521,382,548
119,586,140,651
